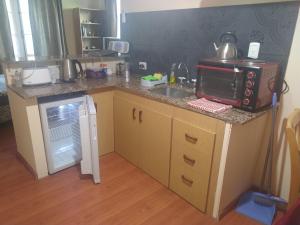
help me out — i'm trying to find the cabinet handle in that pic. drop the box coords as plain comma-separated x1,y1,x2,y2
183,154,196,166
181,175,194,187
94,103,98,112
132,108,136,120
139,110,143,123
185,133,198,144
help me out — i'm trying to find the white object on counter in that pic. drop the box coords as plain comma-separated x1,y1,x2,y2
248,42,260,59
48,65,60,84
22,67,52,86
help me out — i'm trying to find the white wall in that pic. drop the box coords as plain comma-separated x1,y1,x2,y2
62,0,105,10
121,0,296,12
275,8,300,200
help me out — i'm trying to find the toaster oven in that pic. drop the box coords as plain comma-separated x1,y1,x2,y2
196,59,280,112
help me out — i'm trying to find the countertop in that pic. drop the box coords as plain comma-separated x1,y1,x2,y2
8,75,267,124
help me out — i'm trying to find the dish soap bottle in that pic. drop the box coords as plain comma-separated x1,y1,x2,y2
169,63,176,84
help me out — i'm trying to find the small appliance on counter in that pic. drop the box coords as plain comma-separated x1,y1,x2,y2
62,58,84,82
39,93,100,184
22,67,52,86
196,59,280,112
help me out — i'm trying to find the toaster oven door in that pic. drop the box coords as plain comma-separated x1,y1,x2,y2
196,65,245,107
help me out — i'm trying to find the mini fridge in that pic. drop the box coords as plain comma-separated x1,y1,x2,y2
39,94,100,184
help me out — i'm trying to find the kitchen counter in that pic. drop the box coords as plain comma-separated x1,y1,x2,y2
8,75,267,124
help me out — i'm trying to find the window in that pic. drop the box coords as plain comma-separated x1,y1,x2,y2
116,0,121,39
5,0,34,58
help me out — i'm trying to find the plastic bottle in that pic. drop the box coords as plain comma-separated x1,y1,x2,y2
169,63,176,84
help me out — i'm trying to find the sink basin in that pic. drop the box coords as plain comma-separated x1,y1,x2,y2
149,86,194,99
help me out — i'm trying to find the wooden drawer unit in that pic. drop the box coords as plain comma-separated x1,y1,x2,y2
170,118,216,212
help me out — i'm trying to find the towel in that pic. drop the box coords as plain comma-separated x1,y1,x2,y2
187,98,232,114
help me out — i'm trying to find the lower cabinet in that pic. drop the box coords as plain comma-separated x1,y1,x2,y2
139,106,172,187
114,96,140,165
114,93,172,186
170,118,216,212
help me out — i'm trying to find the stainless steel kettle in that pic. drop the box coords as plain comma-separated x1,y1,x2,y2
63,58,84,82
213,32,238,60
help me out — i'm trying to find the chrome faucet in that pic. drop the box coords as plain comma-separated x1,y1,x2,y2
177,62,190,87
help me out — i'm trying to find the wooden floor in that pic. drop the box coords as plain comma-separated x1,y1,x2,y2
0,122,276,225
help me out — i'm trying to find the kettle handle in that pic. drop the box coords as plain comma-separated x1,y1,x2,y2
73,59,83,76
220,32,238,43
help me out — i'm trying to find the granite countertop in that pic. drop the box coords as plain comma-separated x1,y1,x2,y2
8,75,267,124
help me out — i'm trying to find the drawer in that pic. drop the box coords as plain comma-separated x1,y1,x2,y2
172,118,216,155
170,160,210,212
171,145,212,177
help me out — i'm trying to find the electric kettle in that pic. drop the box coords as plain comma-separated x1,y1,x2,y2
63,58,84,82
213,32,238,60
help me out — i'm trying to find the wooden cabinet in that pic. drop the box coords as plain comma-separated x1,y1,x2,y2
170,118,216,212
139,105,172,186
91,91,114,156
114,96,140,165
114,92,172,186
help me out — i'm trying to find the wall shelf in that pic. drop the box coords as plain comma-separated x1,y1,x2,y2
74,8,105,54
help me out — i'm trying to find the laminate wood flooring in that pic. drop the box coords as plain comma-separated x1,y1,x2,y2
0,122,280,225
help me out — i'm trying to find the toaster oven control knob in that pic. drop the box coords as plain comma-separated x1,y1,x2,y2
247,71,256,79
246,80,255,89
243,98,250,105
245,88,253,97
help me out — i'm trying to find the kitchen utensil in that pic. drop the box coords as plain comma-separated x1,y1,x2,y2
213,32,238,60
116,62,126,76
22,67,52,86
63,58,83,82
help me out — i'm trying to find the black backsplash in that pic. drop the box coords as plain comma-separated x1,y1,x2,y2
121,2,299,80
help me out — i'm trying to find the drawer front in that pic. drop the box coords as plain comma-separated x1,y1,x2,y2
172,119,216,156
170,119,216,212
170,161,209,212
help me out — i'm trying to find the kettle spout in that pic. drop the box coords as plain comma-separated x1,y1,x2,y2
213,42,219,51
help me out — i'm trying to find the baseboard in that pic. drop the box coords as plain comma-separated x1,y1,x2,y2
16,151,38,179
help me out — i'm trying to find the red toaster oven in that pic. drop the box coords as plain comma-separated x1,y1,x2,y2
196,59,280,112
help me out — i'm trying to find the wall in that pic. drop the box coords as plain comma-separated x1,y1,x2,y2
122,0,296,12
121,2,299,80
275,9,300,199
62,0,105,10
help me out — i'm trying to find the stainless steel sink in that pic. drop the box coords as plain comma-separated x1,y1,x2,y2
149,86,194,99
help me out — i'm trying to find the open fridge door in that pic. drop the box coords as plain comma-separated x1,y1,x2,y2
79,96,100,184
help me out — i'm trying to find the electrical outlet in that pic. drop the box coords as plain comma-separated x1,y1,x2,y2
138,62,147,70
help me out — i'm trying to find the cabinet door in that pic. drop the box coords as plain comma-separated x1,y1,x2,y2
114,96,140,165
139,106,172,187
91,91,114,156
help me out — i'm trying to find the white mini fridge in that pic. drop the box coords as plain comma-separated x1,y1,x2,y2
39,94,100,184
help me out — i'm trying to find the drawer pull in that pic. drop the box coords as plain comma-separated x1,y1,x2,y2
185,134,198,144
183,154,196,166
181,175,194,187
132,108,136,120
139,110,143,123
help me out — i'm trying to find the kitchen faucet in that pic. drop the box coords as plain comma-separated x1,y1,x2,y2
177,62,190,87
